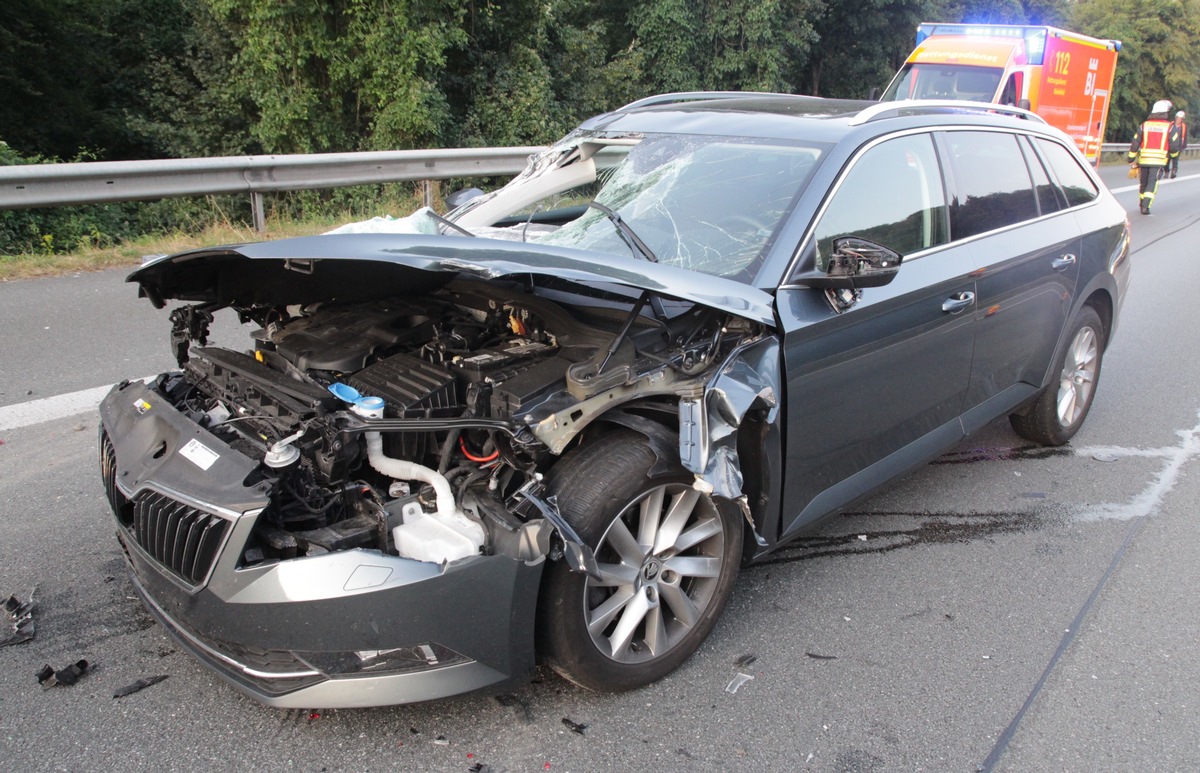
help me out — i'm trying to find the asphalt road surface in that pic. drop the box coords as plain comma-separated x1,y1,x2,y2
1,163,1198,772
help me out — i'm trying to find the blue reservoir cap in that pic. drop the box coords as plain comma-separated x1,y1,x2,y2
328,382,362,404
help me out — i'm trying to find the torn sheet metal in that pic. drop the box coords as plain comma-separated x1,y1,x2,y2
680,336,780,499
2,592,36,647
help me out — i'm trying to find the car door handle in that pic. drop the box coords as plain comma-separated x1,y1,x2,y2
1052,254,1077,271
942,291,975,314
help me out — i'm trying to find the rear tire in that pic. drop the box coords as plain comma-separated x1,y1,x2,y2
1009,305,1105,445
537,430,742,691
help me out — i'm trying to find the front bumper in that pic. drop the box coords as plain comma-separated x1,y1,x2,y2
99,380,542,708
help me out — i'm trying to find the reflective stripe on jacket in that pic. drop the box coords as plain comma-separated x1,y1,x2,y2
1129,119,1174,166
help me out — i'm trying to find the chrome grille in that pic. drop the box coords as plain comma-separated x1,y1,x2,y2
99,430,133,526
130,490,229,586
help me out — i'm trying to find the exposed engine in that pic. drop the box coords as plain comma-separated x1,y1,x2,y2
153,279,747,569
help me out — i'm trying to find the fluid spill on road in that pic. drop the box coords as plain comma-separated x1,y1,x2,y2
753,510,1043,566
933,445,1072,464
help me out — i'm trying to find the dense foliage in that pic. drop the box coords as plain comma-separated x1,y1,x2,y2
3,0,1198,253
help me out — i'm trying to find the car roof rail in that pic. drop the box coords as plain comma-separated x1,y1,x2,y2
619,91,815,111
848,100,1047,126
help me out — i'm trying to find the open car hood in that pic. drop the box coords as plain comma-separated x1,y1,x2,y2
130,233,777,326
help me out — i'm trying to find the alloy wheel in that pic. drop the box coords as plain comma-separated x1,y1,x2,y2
1057,325,1098,428
583,483,725,663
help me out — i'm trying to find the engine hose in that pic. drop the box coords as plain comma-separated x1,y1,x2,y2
459,436,500,463
364,432,456,519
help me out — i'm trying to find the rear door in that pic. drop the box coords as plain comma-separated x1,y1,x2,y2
775,132,977,540
938,130,1081,430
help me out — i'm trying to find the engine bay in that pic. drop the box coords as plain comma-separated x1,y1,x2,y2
150,278,750,568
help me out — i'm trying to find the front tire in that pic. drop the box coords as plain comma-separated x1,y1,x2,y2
537,430,742,692
1010,305,1105,445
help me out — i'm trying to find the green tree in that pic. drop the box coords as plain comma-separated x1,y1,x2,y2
802,0,927,98
0,0,130,158
120,0,259,157
1071,0,1200,139
204,0,467,153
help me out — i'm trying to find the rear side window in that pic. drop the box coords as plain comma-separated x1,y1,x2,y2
1036,138,1100,207
944,131,1038,239
812,133,948,268
1020,137,1065,215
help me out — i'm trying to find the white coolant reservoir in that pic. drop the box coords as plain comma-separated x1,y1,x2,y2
392,507,485,563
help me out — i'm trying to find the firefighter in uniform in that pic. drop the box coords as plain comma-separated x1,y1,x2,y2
1128,99,1183,214
1169,110,1188,178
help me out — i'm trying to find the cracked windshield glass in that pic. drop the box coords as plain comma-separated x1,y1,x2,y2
535,134,824,281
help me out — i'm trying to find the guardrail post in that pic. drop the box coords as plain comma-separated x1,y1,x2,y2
421,180,434,208
251,191,266,232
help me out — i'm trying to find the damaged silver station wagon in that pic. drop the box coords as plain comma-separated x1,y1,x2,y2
99,94,1130,708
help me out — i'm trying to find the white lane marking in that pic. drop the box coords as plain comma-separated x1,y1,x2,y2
1074,411,1200,521
0,380,151,432
1108,171,1200,195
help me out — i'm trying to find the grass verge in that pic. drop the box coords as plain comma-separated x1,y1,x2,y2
0,186,432,282
0,217,338,282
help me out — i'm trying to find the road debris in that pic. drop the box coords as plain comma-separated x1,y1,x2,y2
494,693,533,722
857,534,868,541
2,592,36,646
434,736,450,746
725,673,754,694
806,652,838,660
113,674,169,698
734,653,757,668
561,717,587,735
37,659,89,688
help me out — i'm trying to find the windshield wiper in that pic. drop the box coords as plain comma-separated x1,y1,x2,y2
586,201,657,262
427,210,476,237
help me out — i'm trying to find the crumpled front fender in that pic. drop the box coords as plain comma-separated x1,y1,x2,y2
679,336,780,502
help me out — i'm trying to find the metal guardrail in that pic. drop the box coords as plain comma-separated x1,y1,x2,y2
0,141,1189,229
1100,142,1200,160
0,146,544,229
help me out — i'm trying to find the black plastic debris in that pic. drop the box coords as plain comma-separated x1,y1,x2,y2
113,674,169,698
561,717,587,735
467,764,495,773
806,652,838,660
37,659,89,688
734,653,757,668
2,592,36,647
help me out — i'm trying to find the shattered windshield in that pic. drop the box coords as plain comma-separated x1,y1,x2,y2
536,135,823,281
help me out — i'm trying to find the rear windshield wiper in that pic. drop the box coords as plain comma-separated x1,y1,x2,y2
586,201,658,262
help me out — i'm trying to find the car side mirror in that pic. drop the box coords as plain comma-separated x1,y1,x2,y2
794,237,902,289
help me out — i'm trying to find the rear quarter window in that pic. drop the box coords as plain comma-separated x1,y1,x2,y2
1036,138,1101,207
